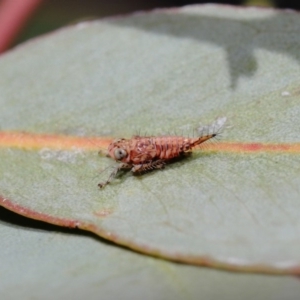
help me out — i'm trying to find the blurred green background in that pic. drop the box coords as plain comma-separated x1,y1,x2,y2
16,0,298,46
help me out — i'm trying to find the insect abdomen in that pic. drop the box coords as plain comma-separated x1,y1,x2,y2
129,131,219,164
153,136,191,160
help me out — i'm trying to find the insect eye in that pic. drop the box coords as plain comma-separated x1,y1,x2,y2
114,148,127,160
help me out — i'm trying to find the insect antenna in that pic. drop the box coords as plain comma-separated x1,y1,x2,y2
82,135,109,157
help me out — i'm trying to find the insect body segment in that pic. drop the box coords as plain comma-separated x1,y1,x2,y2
98,116,226,188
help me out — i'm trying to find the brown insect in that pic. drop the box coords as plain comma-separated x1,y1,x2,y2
98,117,226,188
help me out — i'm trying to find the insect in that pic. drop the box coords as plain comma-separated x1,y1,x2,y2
98,116,227,188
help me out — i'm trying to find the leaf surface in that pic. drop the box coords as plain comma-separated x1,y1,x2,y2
0,4,300,273
1,208,300,299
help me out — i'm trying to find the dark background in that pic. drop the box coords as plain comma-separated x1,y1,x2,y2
16,0,300,46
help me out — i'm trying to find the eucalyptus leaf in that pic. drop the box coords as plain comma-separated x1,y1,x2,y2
0,4,300,274
1,208,300,300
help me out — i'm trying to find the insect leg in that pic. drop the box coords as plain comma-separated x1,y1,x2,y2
132,160,165,173
98,163,131,189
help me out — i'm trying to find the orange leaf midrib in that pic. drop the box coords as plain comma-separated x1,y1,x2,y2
0,131,111,151
0,131,299,154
